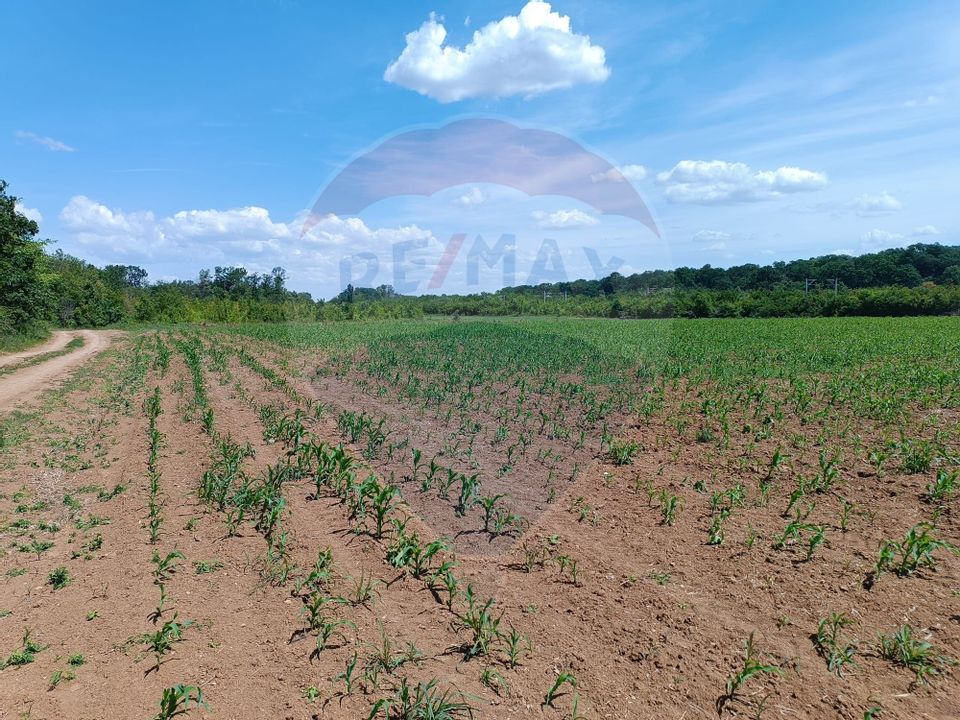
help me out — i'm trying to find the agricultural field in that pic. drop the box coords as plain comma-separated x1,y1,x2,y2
0,316,958,719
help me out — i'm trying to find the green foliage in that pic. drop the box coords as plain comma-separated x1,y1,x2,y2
813,613,857,676
153,684,208,720
608,438,639,465
543,671,577,707
878,625,955,684
718,632,783,714
873,523,959,580
1,628,46,668
0,180,55,332
47,566,71,590
368,677,473,719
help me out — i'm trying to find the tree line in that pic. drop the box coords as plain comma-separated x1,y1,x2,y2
3,178,959,341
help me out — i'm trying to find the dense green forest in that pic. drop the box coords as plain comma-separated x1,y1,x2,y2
2,179,959,344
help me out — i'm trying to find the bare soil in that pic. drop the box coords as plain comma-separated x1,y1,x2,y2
0,331,116,411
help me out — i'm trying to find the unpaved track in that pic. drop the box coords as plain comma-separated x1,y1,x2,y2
0,330,78,368
0,330,117,411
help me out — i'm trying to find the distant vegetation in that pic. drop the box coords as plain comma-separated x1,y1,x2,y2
2,178,959,345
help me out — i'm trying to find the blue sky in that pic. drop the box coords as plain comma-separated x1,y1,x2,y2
3,0,958,297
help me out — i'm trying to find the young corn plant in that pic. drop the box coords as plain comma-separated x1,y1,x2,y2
456,585,503,660
153,684,207,720
455,473,481,517
295,546,334,596
871,522,959,583
813,612,857,676
708,508,731,546
479,493,508,533
878,624,955,685
338,569,381,607
410,448,425,484
311,618,356,659
368,678,473,720
608,438,639,465
362,620,424,688
556,555,580,586
659,489,683,526
717,632,783,715
926,468,958,504
773,520,827,561
335,652,359,696
144,616,193,672
480,667,510,697
543,671,577,708
502,625,530,669
367,478,399,539
153,550,185,584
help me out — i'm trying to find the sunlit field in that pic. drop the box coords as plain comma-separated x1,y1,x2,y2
3,315,957,718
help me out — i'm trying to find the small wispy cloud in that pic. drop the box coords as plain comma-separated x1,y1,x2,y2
531,208,598,229
692,229,731,243
590,164,648,184
903,94,940,108
15,130,76,152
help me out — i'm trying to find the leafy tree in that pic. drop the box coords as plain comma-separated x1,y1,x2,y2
0,180,54,333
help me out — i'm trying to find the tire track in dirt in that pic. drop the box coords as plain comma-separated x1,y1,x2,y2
0,330,78,367
0,330,119,411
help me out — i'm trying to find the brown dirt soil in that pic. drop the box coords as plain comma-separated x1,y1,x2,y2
0,330,957,720
0,332,78,369
0,330,118,411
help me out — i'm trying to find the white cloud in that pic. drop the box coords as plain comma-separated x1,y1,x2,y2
860,228,904,251
15,130,76,152
692,229,731,243
911,225,941,237
384,1,609,102
590,164,648,183
167,206,292,241
60,196,165,255
656,160,827,204
14,201,42,225
59,197,440,276
455,187,486,207
532,208,598,228
298,212,436,251
850,191,902,216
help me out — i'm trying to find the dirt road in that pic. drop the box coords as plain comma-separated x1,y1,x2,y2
0,330,80,368
0,330,117,411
